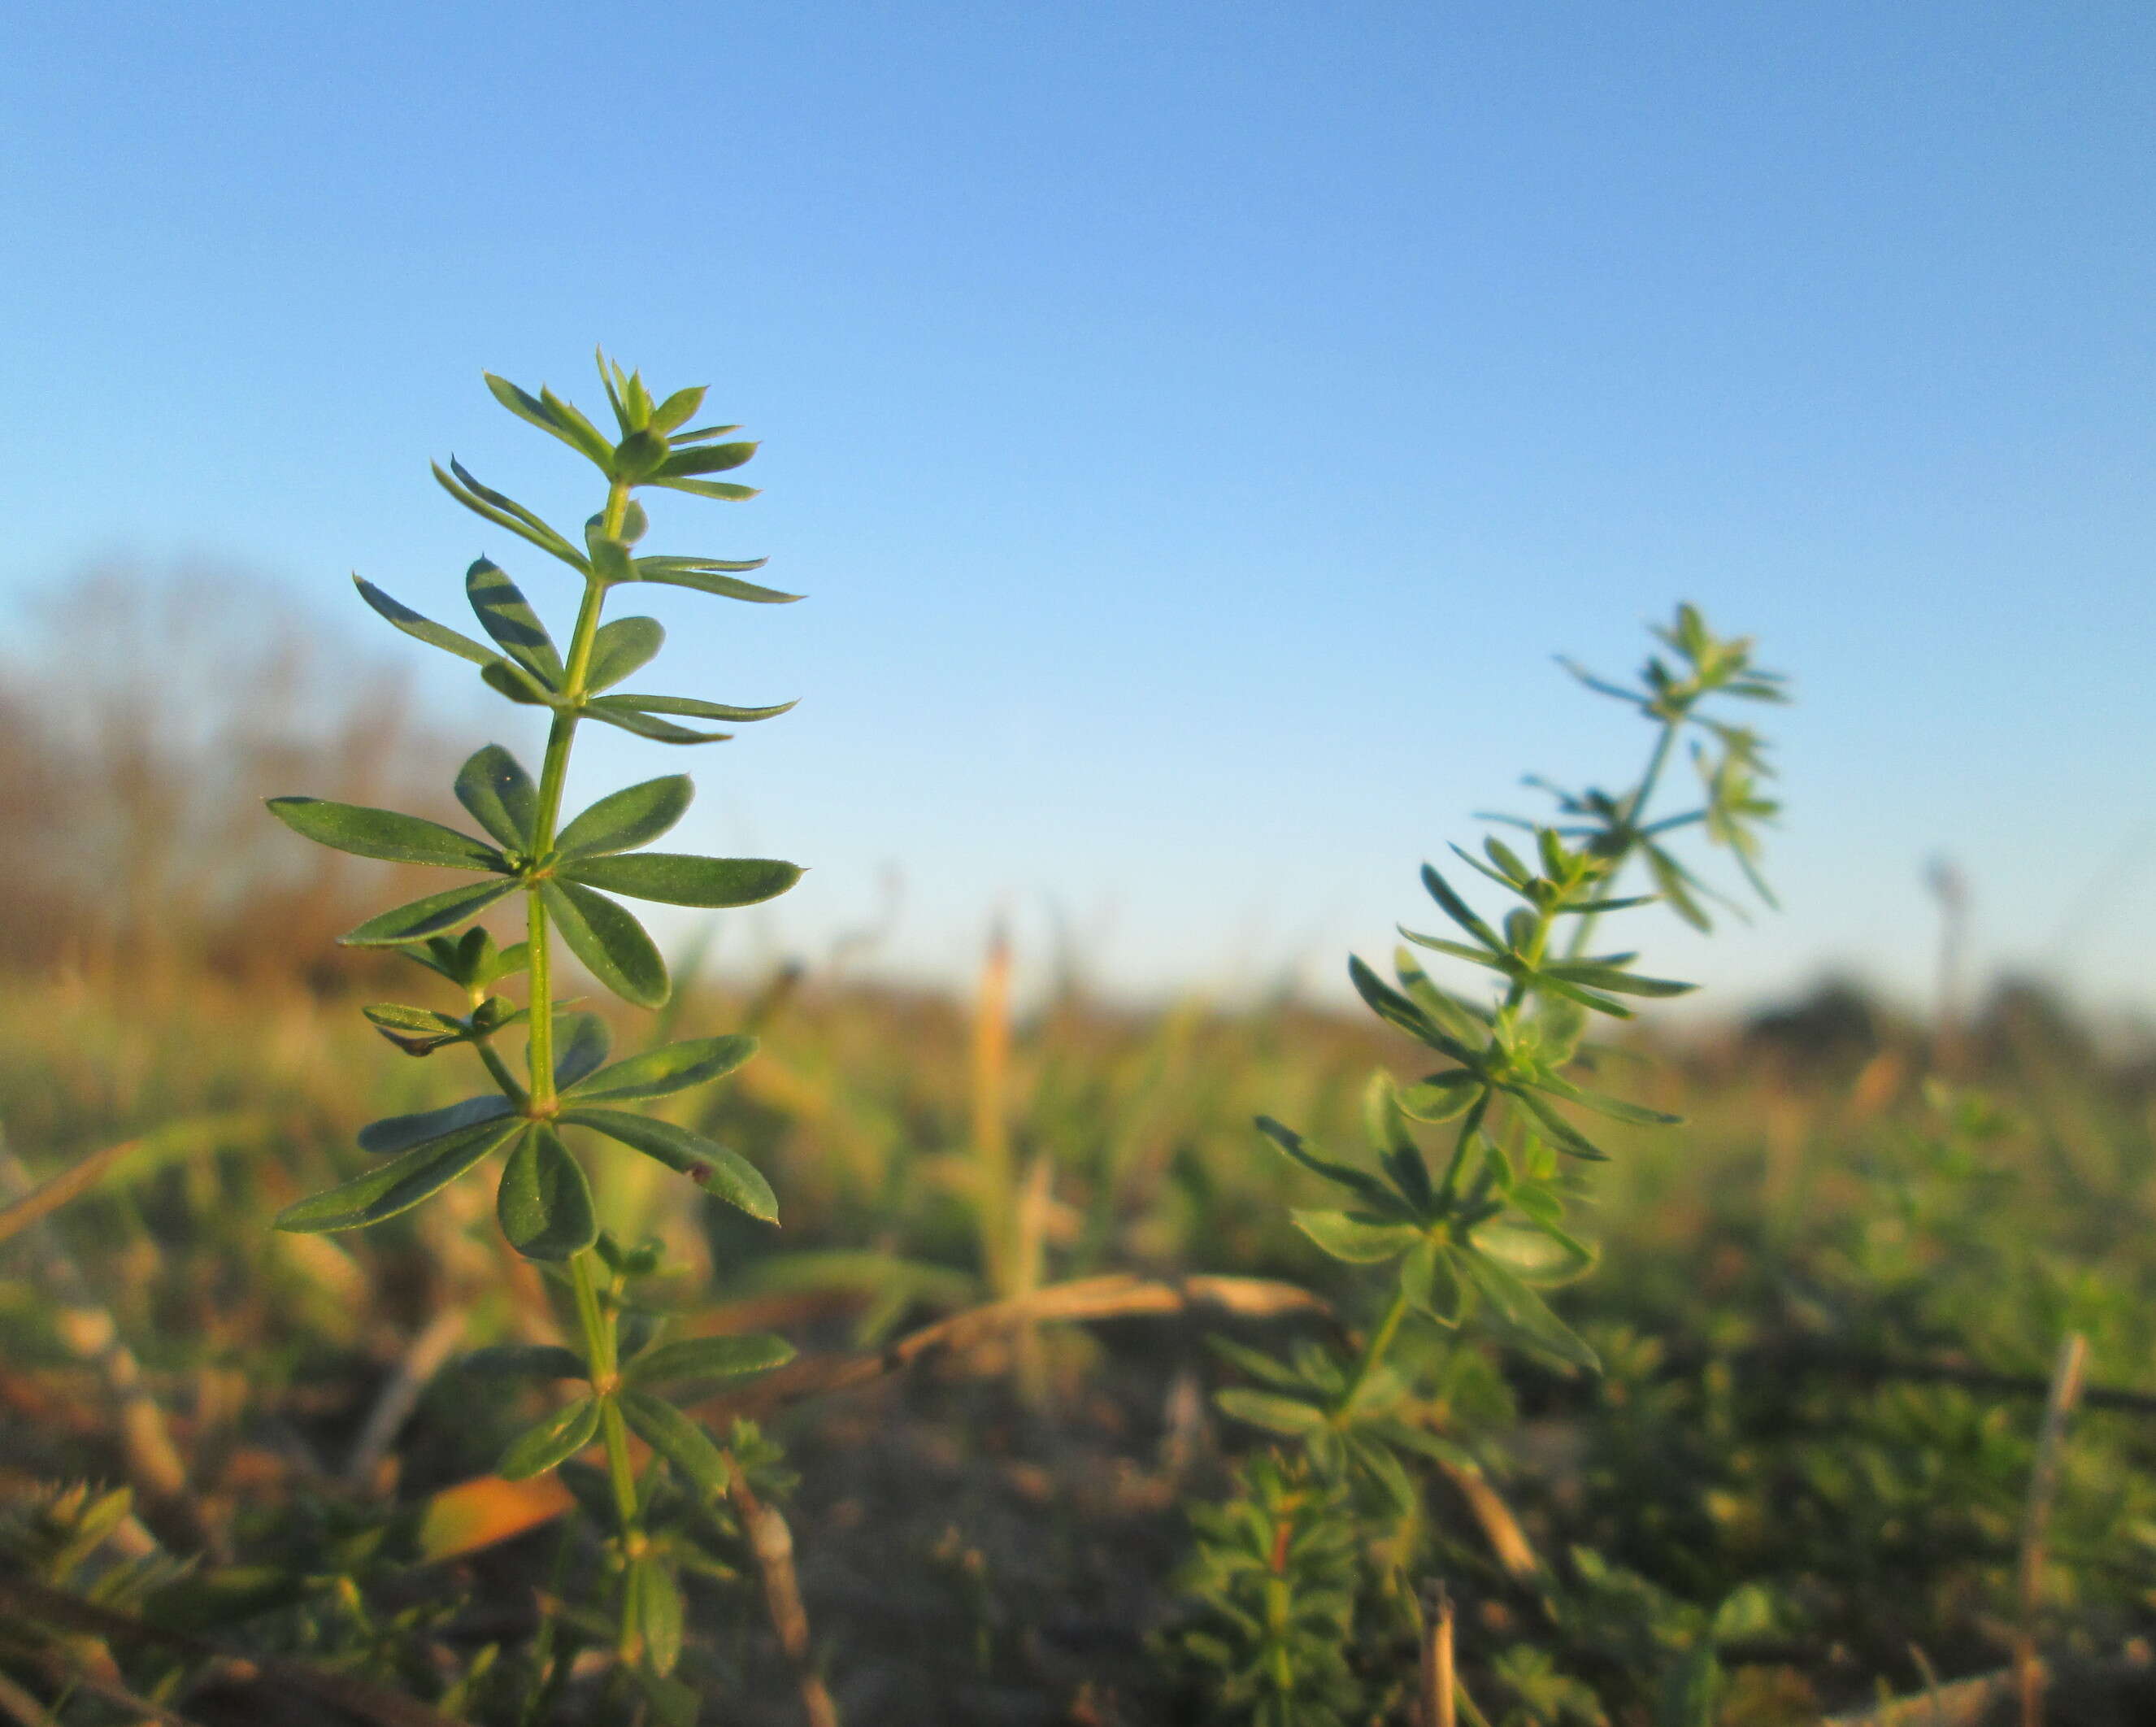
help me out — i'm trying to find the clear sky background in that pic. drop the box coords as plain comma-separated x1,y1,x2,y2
2,2,2151,1018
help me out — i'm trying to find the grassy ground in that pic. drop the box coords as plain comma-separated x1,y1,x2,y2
5,955,2155,1725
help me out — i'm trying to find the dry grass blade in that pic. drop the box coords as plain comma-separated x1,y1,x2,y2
1419,1581,1455,1727
706,1272,1332,1416
729,1460,840,1727
0,1670,61,1727
2015,1330,2089,1727
0,1135,148,1246
344,1307,469,1490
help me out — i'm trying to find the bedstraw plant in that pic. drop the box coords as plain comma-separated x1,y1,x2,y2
266,354,803,1708
1173,605,1787,1726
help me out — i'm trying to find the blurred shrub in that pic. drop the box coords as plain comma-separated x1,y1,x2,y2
0,563,460,993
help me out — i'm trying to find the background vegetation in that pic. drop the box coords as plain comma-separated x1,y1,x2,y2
3,569,2153,1725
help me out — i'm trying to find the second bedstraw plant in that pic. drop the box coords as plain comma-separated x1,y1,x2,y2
267,355,802,1700
1175,607,1787,1727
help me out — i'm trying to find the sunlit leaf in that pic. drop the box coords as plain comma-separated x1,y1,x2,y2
629,559,800,603
1456,1250,1599,1372
560,853,801,908
454,745,538,849
566,1034,756,1103
466,559,564,685
617,1391,732,1499
358,1094,515,1156
1215,1387,1328,1436
586,616,664,692
340,877,523,946
584,701,732,745
556,776,693,859
498,1394,601,1480
559,1108,776,1222
549,1012,612,1090
624,1333,794,1387
629,1553,685,1677
267,797,503,872
541,881,668,1008
354,576,502,666
1291,1209,1423,1264
274,1116,522,1233
496,1126,598,1260
460,1344,588,1379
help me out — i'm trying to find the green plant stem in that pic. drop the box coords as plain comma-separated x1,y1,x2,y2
474,1038,528,1109
516,475,641,1655
1566,713,1680,960
1336,1279,1413,1416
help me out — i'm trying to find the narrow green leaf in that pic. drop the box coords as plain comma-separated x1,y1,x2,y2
1393,951,1493,1046
625,1667,699,1727
550,1012,612,1090
484,373,570,440
1290,1210,1423,1264
1400,1240,1467,1325
496,1126,599,1261
460,1344,588,1379
1420,864,1503,951
354,576,501,666
1214,1387,1328,1436
645,476,759,502
537,385,617,468
361,1002,470,1055
630,1554,685,1677
358,1094,514,1155
1349,956,1476,1063
466,559,563,685
616,1391,732,1499
484,373,612,469
1471,1220,1590,1285
1397,930,1511,972
274,1115,520,1233
1506,1087,1610,1161
583,703,732,745
559,1109,776,1222
340,877,523,946
432,460,586,570
649,385,706,434
498,1394,601,1480
1533,1068,1680,1126
567,1034,756,1103
598,693,798,723
586,616,664,692
628,560,799,602
656,441,756,477
1253,1116,1403,1214
1396,1071,1484,1124
624,1333,794,1387
1456,1250,1599,1372
1204,1336,1311,1392
454,745,538,849
561,853,800,909
480,658,557,707
267,797,503,872
1545,957,1696,998
556,776,693,859
541,881,669,1008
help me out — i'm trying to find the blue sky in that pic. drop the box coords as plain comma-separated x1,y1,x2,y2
2,2,2151,1016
